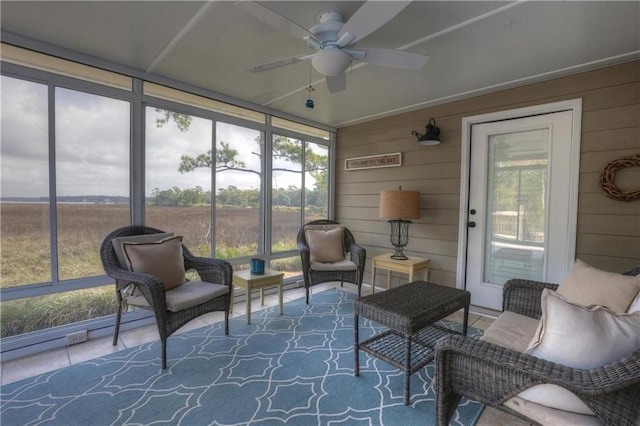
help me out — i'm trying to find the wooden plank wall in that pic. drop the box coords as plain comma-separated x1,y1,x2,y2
335,60,640,289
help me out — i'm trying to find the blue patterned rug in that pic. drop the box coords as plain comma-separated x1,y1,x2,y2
1,289,484,425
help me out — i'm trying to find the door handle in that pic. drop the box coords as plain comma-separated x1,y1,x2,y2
468,221,476,228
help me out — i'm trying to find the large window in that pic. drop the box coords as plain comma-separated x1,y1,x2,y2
0,48,334,357
1,76,131,338
272,134,303,253
55,87,130,280
1,76,50,288
305,141,330,219
145,107,213,256
215,122,264,259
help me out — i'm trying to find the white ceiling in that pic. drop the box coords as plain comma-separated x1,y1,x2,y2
1,1,639,128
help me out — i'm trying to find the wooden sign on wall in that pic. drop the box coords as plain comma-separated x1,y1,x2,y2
345,152,402,170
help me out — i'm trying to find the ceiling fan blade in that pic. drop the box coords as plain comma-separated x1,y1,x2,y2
247,54,313,73
357,47,428,70
337,0,411,45
235,1,319,43
326,73,347,93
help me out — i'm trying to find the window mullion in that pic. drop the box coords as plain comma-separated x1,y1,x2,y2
48,84,59,284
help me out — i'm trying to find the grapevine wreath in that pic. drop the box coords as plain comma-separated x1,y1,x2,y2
599,154,640,202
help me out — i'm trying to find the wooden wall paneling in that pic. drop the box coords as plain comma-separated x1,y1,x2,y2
581,127,640,152
336,60,640,290
577,214,640,237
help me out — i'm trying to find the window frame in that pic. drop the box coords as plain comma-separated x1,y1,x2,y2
0,48,335,360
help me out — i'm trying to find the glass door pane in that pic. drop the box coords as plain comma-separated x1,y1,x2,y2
483,129,549,285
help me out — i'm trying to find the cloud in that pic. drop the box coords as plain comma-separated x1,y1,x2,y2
1,77,309,199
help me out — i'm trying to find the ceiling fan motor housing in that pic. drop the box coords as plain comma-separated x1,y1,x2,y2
308,10,346,45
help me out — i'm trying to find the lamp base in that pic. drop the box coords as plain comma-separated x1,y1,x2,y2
390,247,408,260
388,219,411,261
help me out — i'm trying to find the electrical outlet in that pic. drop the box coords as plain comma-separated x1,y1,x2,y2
66,330,88,346
296,280,305,288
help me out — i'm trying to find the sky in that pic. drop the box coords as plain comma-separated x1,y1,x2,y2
1,75,319,199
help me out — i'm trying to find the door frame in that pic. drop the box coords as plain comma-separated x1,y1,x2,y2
456,99,582,293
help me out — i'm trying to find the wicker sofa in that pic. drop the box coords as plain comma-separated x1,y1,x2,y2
435,262,640,426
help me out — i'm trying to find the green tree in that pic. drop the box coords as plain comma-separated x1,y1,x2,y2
155,109,328,210
155,110,192,132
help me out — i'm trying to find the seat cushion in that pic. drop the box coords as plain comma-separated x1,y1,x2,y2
122,235,186,291
480,311,539,352
557,259,640,312
126,280,229,312
310,259,357,272
504,396,602,426
305,226,346,263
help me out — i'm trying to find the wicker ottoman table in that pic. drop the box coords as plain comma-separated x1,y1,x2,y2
354,281,470,405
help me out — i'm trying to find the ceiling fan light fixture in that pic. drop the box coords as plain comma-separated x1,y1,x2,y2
312,48,351,76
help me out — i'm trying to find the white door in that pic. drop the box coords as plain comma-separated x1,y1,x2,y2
459,103,581,310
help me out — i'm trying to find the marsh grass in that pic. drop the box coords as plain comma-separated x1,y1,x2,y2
1,203,316,337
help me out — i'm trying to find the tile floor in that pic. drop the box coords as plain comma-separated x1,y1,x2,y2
0,282,530,425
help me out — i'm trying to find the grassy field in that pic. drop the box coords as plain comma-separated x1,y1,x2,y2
1,203,318,337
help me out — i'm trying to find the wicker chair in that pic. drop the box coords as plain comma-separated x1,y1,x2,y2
434,269,640,426
297,220,366,304
100,226,233,369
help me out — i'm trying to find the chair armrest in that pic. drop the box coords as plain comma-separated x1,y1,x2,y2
297,244,311,269
503,279,559,319
435,334,640,426
183,248,233,286
297,244,310,263
107,266,167,309
349,243,366,266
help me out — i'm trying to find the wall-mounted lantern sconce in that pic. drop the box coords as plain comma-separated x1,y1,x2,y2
412,117,441,146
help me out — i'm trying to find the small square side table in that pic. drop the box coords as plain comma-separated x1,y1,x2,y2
371,253,430,294
233,268,284,324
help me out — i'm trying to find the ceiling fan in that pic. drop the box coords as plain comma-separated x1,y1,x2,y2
236,1,428,93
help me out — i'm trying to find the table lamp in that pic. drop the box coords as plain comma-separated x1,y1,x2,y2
379,187,421,260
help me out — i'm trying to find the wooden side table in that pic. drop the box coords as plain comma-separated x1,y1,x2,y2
232,268,284,324
371,253,430,294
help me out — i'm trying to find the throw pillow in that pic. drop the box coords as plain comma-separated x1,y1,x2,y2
122,235,186,291
627,291,640,313
556,259,640,312
112,232,174,269
305,226,345,263
519,289,640,414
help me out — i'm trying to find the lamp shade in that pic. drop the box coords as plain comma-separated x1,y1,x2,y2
379,190,421,219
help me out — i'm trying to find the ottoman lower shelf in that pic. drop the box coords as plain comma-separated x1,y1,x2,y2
359,324,458,375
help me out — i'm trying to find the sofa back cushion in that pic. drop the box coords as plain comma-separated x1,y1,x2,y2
557,259,640,312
